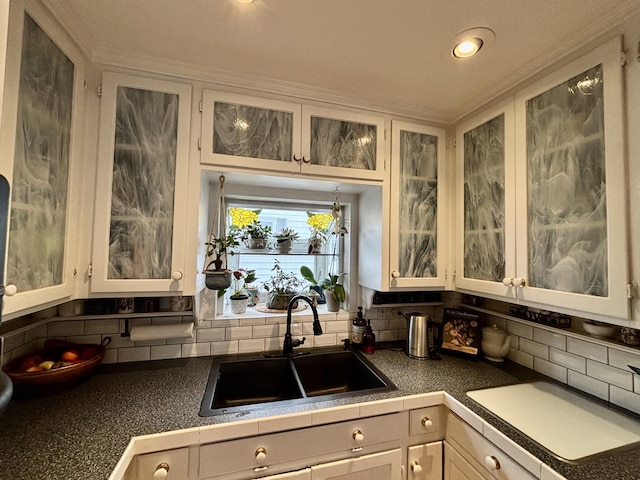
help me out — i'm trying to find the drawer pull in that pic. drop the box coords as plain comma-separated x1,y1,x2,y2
421,417,433,429
255,447,267,464
484,455,501,471
153,463,169,480
410,461,423,475
352,430,364,444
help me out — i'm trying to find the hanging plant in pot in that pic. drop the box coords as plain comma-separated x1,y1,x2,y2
203,232,239,290
274,227,299,254
263,260,304,310
228,269,257,314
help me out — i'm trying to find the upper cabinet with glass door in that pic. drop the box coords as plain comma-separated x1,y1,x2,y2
514,36,628,320
388,121,447,288
200,91,385,181
455,100,516,300
0,0,85,319
456,37,629,321
91,72,192,294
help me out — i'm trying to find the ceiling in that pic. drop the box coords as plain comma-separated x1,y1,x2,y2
46,0,638,124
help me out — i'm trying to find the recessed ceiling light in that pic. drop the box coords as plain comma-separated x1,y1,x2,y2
453,38,483,58
450,27,495,60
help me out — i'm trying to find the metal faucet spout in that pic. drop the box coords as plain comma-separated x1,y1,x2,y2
283,295,321,355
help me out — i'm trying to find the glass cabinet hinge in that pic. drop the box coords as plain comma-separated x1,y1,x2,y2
628,283,638,299
88,263,93,278
620,51,628,67
197,137,202,150
199,100,203,112
97,84,102,97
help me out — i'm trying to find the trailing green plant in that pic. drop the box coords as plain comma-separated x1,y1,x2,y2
300,266,346,303
263,259,304,295
204,233,240,271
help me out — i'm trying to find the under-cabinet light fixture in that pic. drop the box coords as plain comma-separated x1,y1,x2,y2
451,27,495,59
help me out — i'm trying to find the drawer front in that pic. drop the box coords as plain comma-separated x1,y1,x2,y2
136,448,189,480
445,413,536,480
409,405,445,439
199,413,402,479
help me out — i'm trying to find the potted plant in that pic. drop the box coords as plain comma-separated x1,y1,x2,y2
274,227,299,254
241,220,271,249
299,266,326,304
203,232,240,290
306,228,327,254
263,260,304,310
319,273,347,312
229,269,257,314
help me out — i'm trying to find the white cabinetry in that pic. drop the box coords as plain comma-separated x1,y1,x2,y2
311,449,401,480
388,121,447,289
91,72,192,294
456,37,629,322
445,413,536,480
408,442,443,480
200,91,385,181
135,448,189,480
444,442,485,480
0,0,85,319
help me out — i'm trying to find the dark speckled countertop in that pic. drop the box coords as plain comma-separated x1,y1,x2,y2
0,344,639,480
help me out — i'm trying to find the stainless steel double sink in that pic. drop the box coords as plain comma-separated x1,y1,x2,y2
199,348,395,416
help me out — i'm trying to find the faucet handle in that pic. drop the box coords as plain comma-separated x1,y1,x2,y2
291,337,306,348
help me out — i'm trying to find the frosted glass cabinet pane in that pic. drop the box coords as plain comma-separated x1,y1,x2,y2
398,130,438,277
213,101,293,161
463,114,505,282
526,64,607,296
7,13,73,291
310,117,377,171
108,87,177,279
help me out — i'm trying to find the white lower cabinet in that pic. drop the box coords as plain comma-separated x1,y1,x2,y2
444,414,536,480
444,442,485,480
135,447,189,480
408,442,443,480
312,449,401,480
257,469,311,480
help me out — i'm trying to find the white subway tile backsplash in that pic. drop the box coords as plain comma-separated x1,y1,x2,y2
225,326,253,340
151,344,182,360
196,327,226,343
211,341,238,356
118,346,151,363
567,337,607,363
313,333,338,347
252,324,279,338
610,386,640,416
508,348,533,369
533,328,566,350
325,320,349,333
238,338,265,353
182,342,211,357
534,358,567,383
506,321,533,340
587,360,633,390
85,319,120,335
568,370,609,401
47,320,85,337
609,348,640,371
549,348,586,374
520,338,549,360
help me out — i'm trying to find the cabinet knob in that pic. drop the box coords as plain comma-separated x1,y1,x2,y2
484,455,501,471
410,461,423,475
502,277,513,287
293,154,302,163
391,270,400,279
513,277,526,287
171,271,183,281
352,429,364,444
153,463,169,480
4,284,17,296
421,417,433,429
255,447,267,464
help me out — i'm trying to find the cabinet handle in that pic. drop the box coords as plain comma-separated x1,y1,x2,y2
513,277,526,287
255,447,267,464
502,277,513,287
391,270,400,279
352,429,364,444
302,156,310,164
484,455,501,471
421,417,433,429
171,271,183,281
4,284,17,296
410,461,423,475
153,463,169,480
293,154,302,162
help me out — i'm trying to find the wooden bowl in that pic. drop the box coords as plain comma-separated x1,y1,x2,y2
3,337,111,396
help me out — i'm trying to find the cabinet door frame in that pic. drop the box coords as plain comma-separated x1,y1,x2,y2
91,72,192,293
455,99,516,299
301,105,386,181
514,36,628,319
389,121,448,288
200,90,302,174
0,0,85,318
311,449,402,480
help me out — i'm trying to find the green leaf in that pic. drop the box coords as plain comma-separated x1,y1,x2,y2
332,284,346,303
300,266,318,285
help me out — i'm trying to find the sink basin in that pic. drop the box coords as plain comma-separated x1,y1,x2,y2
200,348,395,416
